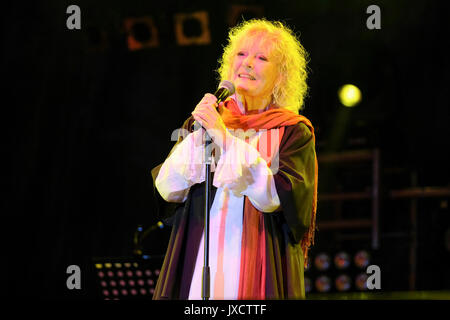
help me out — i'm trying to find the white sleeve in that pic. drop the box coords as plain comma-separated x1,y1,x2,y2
213,134,280,212
155,129,213,203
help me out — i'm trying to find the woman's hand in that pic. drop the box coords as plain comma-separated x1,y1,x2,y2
192,94,229,150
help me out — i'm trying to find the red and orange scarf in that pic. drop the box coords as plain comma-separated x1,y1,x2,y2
220,98,318,300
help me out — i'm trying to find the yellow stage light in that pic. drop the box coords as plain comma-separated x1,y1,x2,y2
338,84,362,107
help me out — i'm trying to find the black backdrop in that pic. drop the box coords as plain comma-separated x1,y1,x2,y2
3,0,449,298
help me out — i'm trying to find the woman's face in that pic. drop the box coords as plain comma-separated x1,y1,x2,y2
230,35,279,100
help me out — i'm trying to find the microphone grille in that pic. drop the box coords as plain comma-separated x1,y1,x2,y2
218,80,235,95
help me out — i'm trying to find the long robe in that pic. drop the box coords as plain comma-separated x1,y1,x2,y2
151,116,316,299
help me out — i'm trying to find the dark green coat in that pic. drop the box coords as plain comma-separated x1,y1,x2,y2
151,117,316,299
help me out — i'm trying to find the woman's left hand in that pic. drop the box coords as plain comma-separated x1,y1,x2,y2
191,93,229,150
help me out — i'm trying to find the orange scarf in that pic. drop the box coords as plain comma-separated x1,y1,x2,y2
220,98,318,300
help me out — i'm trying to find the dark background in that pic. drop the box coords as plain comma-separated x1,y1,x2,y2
3,0,449,298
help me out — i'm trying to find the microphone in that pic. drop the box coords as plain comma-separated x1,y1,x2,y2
213,80,235,104
192,80,235,131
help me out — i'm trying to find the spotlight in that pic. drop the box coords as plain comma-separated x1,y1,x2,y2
338,84,362,107
314,253,331,271
124,16,159,51
335,274,352,292
334,251,351,270
315,275,331,293
174,11,211,46
354,250,370,269
355,273,369,291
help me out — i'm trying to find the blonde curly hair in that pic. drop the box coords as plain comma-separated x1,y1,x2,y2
217,19,309,113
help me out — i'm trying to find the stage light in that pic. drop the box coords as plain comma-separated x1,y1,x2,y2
314,253,331,271
124,16,159,51
174,11,211,46
93,257,163,300
355,273,369,291
338,84,362,107
335,274,352,292
307,249,375,294
354,250,370,269
315,275,331,293
334,251,351,270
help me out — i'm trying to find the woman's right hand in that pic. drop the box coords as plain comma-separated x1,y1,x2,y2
192,94,228,150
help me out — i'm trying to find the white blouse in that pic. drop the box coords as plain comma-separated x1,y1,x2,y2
155,125,281,300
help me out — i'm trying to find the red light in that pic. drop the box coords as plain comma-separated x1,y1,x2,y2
335,274,352,292
314,253,330,271
355,273,368,291
354,250,370,269
315,275,331,292
334,252,351,270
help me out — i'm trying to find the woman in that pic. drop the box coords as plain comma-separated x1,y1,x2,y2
151,19,318,300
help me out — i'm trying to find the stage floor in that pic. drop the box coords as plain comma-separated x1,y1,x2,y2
306,291,450,300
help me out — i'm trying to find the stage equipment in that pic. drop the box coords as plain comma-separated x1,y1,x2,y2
174,11,211,46
124,16,159,51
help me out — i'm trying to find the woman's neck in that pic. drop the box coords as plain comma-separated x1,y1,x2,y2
236,93,272,114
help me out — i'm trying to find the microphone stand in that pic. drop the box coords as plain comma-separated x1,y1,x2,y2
198,82,234,301
202,131,212,300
